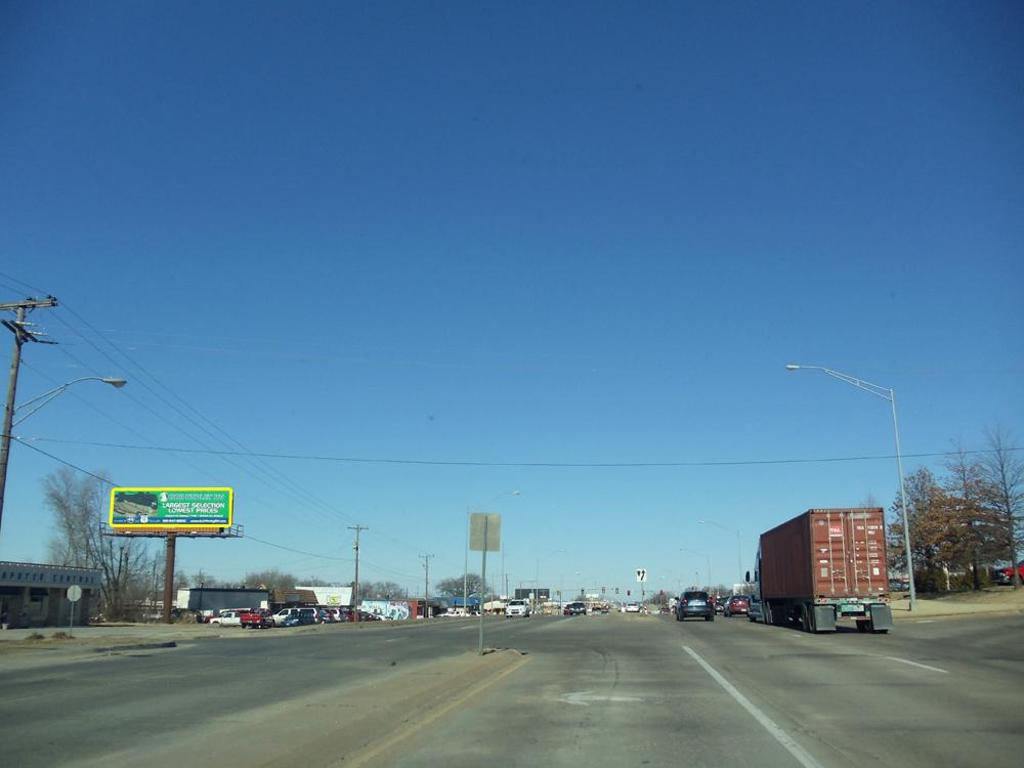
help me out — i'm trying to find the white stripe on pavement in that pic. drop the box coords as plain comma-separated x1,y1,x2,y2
882,656,948,674
682,645,825,768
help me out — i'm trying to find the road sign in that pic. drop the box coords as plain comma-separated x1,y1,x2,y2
469,513,501,552
66,585,82,602
635,568,648,583
109,488,233,529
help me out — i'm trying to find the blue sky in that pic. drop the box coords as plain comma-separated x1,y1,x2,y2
1,2,1021,597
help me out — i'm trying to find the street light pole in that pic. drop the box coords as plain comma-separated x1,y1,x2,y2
785,364,917,612
697,520,743,587
0,364,125,536
680,548,711,591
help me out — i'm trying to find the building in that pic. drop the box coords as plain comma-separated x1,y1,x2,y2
175,587,271,616
0,561,103,628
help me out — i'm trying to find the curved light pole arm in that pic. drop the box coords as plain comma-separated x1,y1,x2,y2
786,363,917,612
788,364,892,401
13,376,127,426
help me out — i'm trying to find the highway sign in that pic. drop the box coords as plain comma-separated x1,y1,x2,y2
635,568,648,583
469,513,501,552
109,487,234,529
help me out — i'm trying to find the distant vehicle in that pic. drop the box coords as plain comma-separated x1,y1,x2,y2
675,591,714,622
297,607,319,624
624,602,641,613
240,609,273,628
723,595,750,617
992,560,1024,586
505,599,530,618
563,601,587,616
749,508,892,633
747,594,764,623
272,607,302,626
209,609,244,627
282,614,301,627
714,597,726,614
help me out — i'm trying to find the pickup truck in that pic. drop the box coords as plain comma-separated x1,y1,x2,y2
209,609,243,627
240,609,272,628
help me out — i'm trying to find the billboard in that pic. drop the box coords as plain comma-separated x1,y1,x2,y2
109,487,233,529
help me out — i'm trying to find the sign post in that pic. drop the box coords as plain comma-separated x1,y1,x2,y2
470,512,501,655
66,584,82,637
636,568,648,605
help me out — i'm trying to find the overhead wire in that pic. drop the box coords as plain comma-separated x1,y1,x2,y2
21,435,1023,468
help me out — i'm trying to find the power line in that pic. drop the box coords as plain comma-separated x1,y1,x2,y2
20,435,1022,468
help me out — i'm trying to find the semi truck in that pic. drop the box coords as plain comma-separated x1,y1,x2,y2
746,508,893,634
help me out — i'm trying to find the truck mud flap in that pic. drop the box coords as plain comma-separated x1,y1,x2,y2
812,605,836,633
868,604,893,633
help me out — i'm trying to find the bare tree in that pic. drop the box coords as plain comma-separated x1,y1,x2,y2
944,442,1002,590
436,573,485,598
44,467,155,619
981,426,1024,588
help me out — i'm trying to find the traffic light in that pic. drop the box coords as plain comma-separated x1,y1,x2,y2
627,590,631,596
602,586,606,593
615,587,620,594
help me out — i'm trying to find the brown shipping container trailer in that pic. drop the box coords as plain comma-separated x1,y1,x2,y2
754,507,892,633
761,508,889,600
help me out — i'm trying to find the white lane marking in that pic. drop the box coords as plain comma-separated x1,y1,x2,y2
459,625,476,631
914,620,935,624
558,690,644,707
882,656,948,674
682,645,824,768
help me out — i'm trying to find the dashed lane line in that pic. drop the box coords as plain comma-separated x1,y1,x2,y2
682,645,825,768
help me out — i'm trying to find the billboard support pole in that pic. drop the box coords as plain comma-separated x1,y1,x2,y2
478,515,488,655
162,532,177,624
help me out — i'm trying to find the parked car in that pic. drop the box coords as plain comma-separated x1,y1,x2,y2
209,609,243,627
282,614,302,627
723,595,750,617
505,599,530,618
272,607,302,626
240,609,273,628
992,560,1024,586
675,591,714,622
563,601,587,616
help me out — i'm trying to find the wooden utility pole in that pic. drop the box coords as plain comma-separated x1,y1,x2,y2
419,553,434,619
0,296,58,536
348,524,367,621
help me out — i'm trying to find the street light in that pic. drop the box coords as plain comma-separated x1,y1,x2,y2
12,377,127,426
535,548,566,611
0,375,127,535
680,548,711,590
464,491,519,615
697,520,743,587
785,363,917,612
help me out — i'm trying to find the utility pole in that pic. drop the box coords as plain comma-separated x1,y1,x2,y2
0,296,58,536
419,553,433,619
348,524,367,622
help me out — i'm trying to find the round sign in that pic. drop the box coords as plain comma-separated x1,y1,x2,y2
67,585,83,602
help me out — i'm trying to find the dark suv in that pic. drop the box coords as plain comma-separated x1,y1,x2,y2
676,591,714,622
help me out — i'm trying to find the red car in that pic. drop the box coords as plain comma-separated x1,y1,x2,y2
723,595,750,617
992,560,1024,586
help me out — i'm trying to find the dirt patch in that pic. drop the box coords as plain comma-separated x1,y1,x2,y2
891,586,1024,617
69,649,530,768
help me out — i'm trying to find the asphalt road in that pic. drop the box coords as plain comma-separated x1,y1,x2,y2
1,612,1021,767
